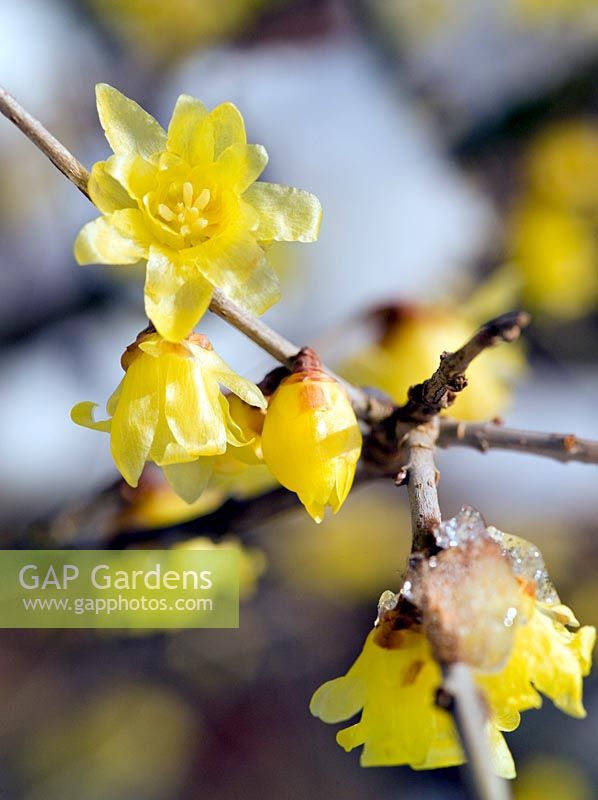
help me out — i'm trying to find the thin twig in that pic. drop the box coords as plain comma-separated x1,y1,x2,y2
395,311,531,423
0,86,89,196
0,84,376,419
443,664,511,800
438,418,598,465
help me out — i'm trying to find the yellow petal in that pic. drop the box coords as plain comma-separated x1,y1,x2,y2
486,725,516,780
96,83,166,158
88,162,135,213
144,246,213,342
162,458,214,503
109,355,161,487
225,256,281,316
106,380,124,416
191,211,280,315
217,394,251,448
149,401,196,466
166,94,212,165
310,676,366,723
104,153,157,201
74,210,151,265
193,347,266,409
164,356,227,455
210,102,246,157
243,182,322,242
70,401,111,433
215,143,268,193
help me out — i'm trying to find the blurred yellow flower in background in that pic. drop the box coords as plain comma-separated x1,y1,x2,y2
508,119,598,319
342,304,522,421
176,536,267,600
92,0,271,60
262,361,362,522
514,755,594,800
75,84,322,341
265,486,410,604
71,332,265,500
510,201,598,319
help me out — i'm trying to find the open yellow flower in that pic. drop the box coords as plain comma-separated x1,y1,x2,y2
261,358,362,522
75,84,322,341
71,332,266,501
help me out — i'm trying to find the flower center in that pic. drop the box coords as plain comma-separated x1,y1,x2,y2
157,181,212,245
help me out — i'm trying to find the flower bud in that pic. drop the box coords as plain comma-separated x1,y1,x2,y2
262,356,361,522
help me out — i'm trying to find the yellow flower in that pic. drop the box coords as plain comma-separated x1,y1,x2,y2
92,0,267,60
311,593,594,778
75,84,322,342
261,360,362,522
311,514,595,777
524,120,598,213
342,305,522,421
310,624,515,777
71,332,266,501
509,201,598,319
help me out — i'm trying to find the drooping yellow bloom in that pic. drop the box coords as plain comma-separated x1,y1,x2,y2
310,624,516,777
261,360,362,523
311,514,595,777
342,305,522,421
71,332,266,501
311,592,594,778
75,84,322,342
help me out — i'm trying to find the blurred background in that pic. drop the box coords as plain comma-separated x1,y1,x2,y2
1,0,597,797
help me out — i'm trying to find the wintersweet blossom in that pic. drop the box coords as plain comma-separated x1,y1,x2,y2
311,515,595,777
310,624,516,777
71,332,265,501
311,596,594,778
261,357,362,522
75,84,322,341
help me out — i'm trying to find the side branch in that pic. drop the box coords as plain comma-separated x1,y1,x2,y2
439,419,598,465
0,85,376,420
396,311,530,423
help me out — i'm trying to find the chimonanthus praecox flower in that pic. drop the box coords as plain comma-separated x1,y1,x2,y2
71,331,266,501
75,84,322,341
261,349,362,522
310,509,595,777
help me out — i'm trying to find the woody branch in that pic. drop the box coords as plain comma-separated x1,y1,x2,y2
1,83,598,468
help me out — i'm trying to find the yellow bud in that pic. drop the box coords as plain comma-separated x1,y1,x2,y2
261,370,362,522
